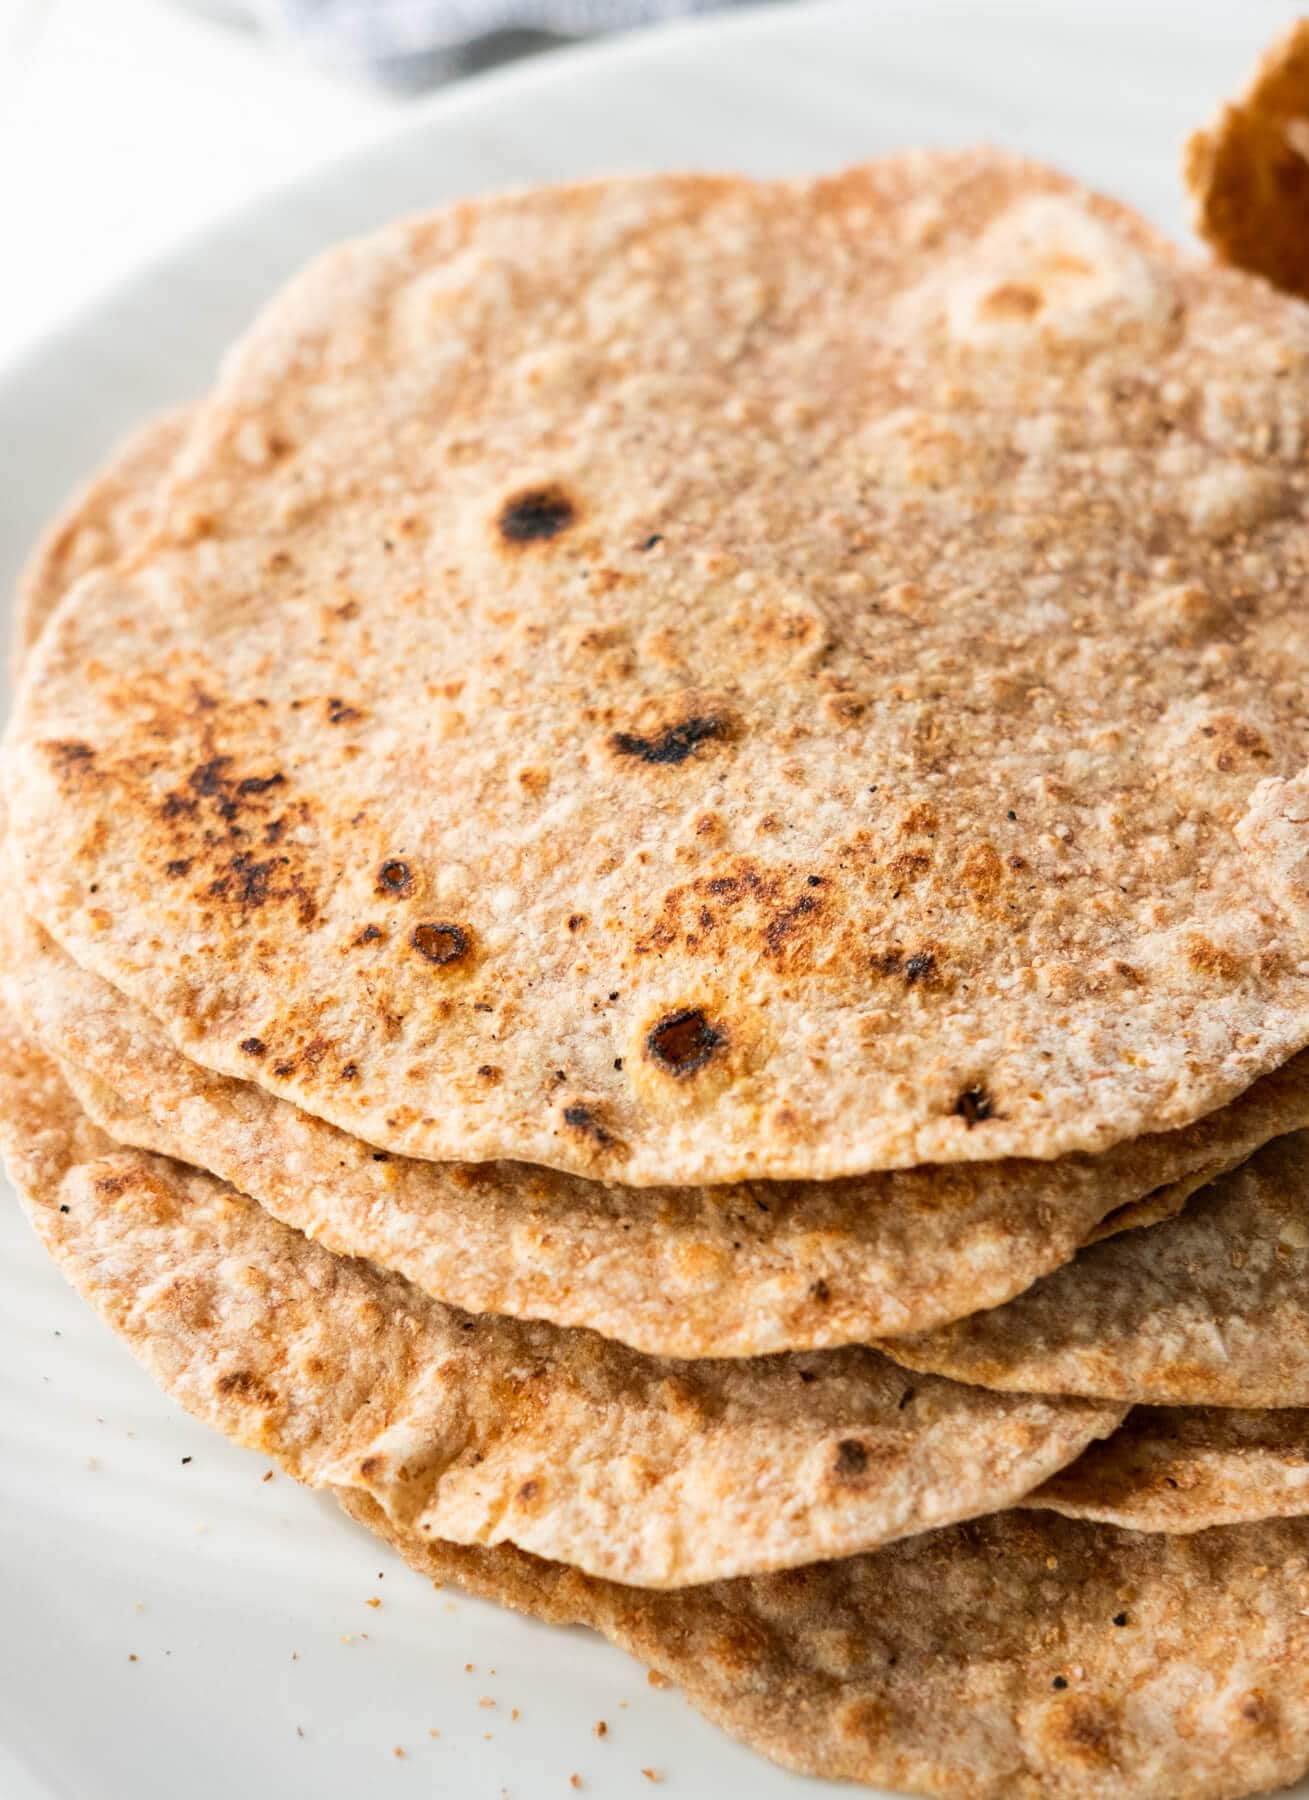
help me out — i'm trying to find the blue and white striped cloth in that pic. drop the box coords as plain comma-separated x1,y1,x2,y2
196,0,748,85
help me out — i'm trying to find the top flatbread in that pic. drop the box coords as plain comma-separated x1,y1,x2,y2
21,419,1309,1355
9,153,1309,1183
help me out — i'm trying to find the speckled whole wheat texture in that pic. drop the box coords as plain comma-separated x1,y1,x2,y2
0,1019,1124,1586
0,978,1300,1795
1186,20,1309,302
1078,1159,1235,1244
9,154,1309,1185
18,423,1309,1362
342,1490,1309,1800
886,1132,1309,1406
14,898,1309,1355
12,411,188,677
1025,1405,1309,1533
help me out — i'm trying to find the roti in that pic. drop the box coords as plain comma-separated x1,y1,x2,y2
0,1014,1121,1586
1079,1159,1236,1244
12,411,188,675
885,1132,1309,1407
1027,1405,1309,1533
346,1492,1309,1800
1,1006,1301,1794
10,153,1309,1184
13,898,1309,1355
19,420,1309,1360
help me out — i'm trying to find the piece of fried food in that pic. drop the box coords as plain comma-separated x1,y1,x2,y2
1186,20,1309,298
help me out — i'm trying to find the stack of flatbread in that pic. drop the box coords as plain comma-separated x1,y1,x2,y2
6,45,1309,1795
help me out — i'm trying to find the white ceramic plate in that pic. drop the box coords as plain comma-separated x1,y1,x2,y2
1,4,1304,1796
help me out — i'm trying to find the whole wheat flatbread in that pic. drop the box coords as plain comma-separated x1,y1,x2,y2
12,411,188,676
1026,1405,1309,1533
19,422,1309,1359
0,1017,1121,1586
10,153,1309,1185
886,1133,1309,1406
1186,20,1309,301
343,1490,1309,1800
1,993,1298,1792
1078,1159,1235,1245
13,902,1309,1356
